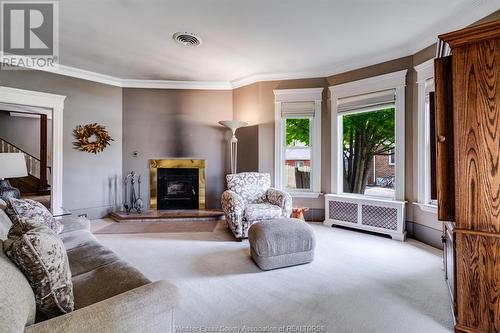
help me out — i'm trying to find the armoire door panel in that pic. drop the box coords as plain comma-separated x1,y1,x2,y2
453,39,500,233
456,232,500,333
434,56,456,221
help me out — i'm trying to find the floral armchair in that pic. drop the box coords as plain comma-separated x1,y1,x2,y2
221,172,292,240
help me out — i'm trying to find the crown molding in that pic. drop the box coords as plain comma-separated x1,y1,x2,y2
0,54,233,90
322,45,413,79
231,70,325,89
230,44,413,89
120,78,232,90
46,64,233,90
43,63,124,87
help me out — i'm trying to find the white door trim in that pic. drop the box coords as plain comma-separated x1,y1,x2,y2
0,86,66,215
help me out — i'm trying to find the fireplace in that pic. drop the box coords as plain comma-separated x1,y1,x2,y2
157,168,198,209
150,159,205,210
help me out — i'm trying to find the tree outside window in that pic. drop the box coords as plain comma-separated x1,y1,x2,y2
342,107,395,198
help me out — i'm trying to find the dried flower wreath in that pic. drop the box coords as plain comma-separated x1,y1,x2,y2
73,123,113,154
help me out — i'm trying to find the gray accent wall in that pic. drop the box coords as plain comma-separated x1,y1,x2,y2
0,70,123,219
122,88,233,209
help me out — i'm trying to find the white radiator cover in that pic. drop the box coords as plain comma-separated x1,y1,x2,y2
324,194,406,241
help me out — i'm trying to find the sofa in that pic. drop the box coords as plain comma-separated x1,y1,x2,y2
221,172,292,240
0,206,179,333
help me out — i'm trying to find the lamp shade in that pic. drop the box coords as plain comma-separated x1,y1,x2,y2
218,120,248,134
0,153,28,179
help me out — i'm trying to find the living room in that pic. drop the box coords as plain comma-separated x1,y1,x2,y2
1,1,500,332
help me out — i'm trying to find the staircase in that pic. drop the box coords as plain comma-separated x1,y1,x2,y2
0,138,51,195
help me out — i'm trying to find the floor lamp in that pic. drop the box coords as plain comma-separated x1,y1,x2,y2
219,120,248,174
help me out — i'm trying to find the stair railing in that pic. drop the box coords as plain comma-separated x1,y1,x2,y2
0,137,51,186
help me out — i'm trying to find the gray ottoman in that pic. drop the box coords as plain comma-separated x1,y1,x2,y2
248,218,315,270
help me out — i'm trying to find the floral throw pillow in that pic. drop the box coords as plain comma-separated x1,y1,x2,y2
7,215,45,239
8,198,62,234
4,222,74,318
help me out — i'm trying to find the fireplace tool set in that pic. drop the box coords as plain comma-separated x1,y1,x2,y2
123,171,144,214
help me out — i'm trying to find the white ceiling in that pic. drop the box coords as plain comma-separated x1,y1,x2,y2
52,0,500,87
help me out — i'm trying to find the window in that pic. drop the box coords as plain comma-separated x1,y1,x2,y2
415,59,437,206
274,89,322,197
420,85,437,204
428,91,437,203
340,105,396,199
285,117,312,190
330,70,406,201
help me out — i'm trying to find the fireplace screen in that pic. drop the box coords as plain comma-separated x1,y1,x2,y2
157,168,199,210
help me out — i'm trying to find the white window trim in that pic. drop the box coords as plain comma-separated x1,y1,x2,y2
388,149,395,165
274,88,323,198
0,86,66,215
372,157,376,183
415,58,437,206
329,70,407,201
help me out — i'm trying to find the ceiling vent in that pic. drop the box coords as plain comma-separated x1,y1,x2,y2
173,32,202,46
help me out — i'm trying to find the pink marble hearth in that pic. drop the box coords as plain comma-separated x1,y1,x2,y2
109,209,224,223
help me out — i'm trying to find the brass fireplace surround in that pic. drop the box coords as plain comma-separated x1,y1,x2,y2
149,159,206,209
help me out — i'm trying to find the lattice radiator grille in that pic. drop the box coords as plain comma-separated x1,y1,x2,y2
328,201,357,223
361,205,397,230
325,195,405,240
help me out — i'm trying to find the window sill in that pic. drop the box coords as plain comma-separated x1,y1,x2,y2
288,191,322,198
414,202,438,214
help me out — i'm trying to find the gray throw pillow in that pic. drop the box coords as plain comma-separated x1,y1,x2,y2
8,198,62,234
4,222,74,318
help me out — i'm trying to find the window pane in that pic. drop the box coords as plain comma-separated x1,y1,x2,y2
285,118,311,190
342,108,395,199
428,91,437,202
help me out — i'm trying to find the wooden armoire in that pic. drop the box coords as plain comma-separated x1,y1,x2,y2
435,20,500,333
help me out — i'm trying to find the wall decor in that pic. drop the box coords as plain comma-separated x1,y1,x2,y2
73,123,113,154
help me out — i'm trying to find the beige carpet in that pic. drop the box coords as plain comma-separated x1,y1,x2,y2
93,221,454,333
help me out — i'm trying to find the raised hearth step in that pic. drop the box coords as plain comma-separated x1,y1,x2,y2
109,209,224,223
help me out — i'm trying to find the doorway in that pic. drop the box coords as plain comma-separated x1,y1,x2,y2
0,107,52,208
0,87,65,215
